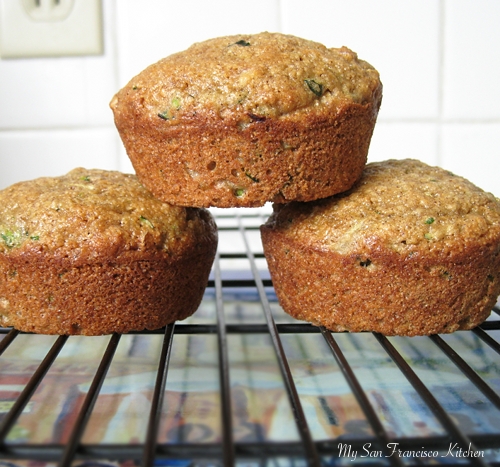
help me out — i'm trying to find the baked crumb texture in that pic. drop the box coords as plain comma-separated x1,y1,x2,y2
261,159,500,336
0,168,218,335
110,32,382,208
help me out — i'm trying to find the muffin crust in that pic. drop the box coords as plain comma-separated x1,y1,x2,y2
261,159,500,336
0,168,218,335
111,32,382,207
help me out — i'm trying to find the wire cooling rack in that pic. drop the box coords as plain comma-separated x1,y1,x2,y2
0,208,499,467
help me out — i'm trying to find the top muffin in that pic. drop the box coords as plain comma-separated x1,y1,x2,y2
111,32,382,208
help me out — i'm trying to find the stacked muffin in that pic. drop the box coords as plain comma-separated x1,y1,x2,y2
0,169,217,335
260,159,500,336
3,32,498,336
110,32,382,208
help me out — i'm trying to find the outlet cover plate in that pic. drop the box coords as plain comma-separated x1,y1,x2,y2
0,0,103,59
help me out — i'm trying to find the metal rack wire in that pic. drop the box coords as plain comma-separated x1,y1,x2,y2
0,210,499,467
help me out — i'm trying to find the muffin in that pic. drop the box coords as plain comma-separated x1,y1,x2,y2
110,32,382,208
0,168,217,335
261,159,500,336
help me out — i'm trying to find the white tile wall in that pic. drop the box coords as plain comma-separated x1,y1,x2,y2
281,0,442,121
1,0,499,196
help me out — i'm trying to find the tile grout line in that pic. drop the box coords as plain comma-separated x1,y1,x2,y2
436,0,446,167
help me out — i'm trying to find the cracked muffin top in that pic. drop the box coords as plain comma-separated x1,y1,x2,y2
110,31,381,124
0,168,216,261
266,159,500,256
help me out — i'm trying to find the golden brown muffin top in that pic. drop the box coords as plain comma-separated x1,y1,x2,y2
110,31,381,123
266,159,500,255
0,168,216,260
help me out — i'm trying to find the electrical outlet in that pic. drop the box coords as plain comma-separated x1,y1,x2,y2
0,0,103,58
